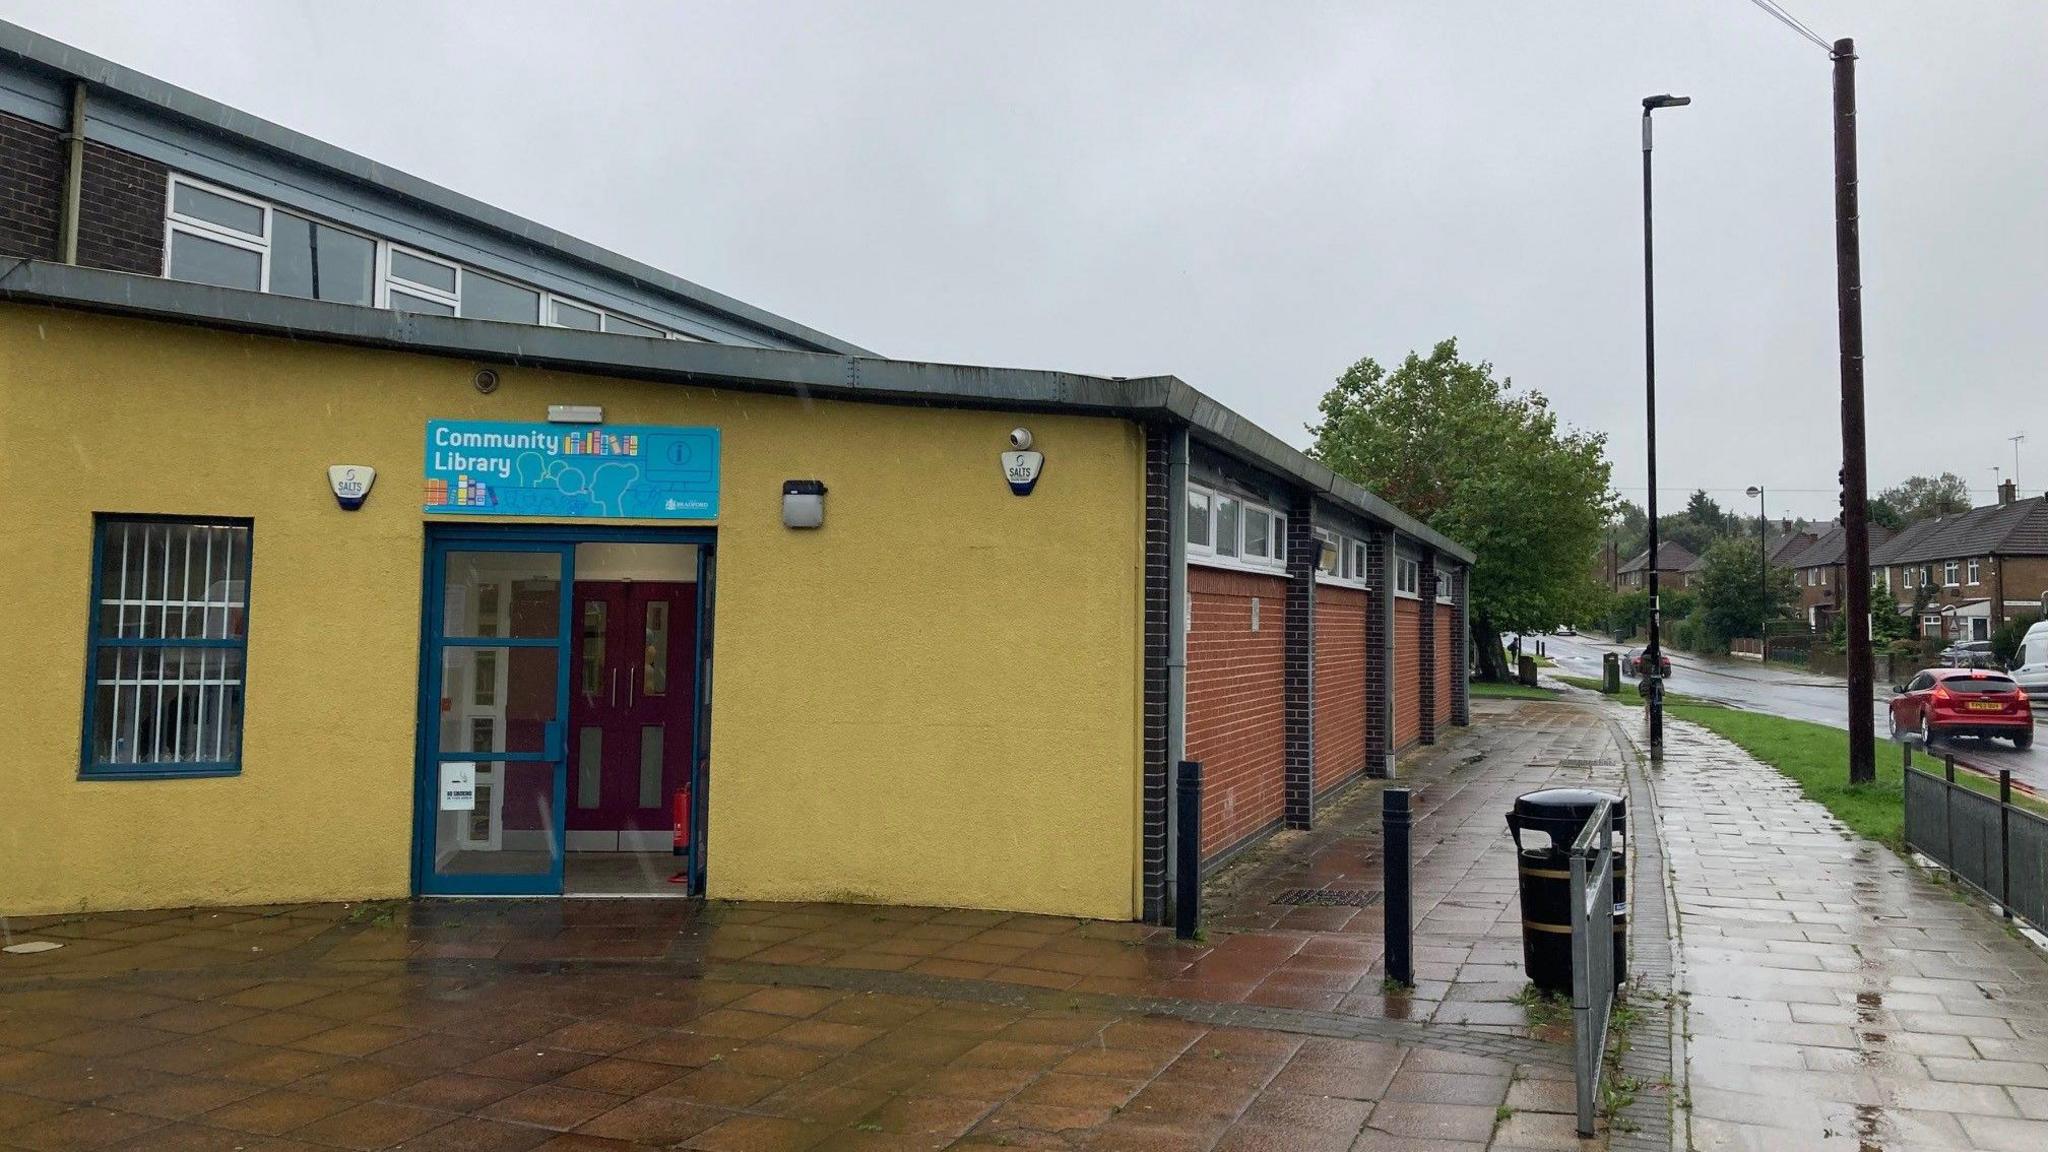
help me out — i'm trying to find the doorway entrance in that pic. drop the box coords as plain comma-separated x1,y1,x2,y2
414,527,713,897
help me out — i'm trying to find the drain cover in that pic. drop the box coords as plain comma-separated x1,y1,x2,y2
1272,888,1381,908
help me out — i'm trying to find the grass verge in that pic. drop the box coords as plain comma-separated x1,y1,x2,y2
1553,675,2048,841
1470,681,1563,701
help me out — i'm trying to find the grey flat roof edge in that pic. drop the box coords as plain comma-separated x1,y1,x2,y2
0,19,869,357
0,260,1473,563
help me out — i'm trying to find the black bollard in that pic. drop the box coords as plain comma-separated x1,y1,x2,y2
1174,761,1203,940
1384,787,1412,987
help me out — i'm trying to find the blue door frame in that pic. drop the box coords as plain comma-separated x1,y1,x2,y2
413,523,716,897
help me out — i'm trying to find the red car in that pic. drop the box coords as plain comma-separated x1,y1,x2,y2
1889,668,2034,749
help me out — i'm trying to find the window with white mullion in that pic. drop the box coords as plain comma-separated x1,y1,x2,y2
385,245,460,315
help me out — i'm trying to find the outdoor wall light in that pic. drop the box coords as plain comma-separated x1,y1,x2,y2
547,404,603,424
782,480,826,529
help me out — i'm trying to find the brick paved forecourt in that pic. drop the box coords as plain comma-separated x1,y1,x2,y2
14,693,2041,1149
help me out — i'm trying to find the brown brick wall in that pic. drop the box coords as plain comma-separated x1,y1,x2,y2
1313,584,1367,795
76,140,166,275
0,110,168,275
1187,565,1288,860
1995,556,2048,621
1394,598,1421,749
0,110,63,261
1435,601,1455,714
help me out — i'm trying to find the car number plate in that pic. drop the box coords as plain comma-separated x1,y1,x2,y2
1967,701,2002,711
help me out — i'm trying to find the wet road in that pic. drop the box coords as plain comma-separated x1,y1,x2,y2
1531,632,2048,794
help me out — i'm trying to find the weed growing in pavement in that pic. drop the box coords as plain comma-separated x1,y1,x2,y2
1380,976,1411,995
1511,984,1569,1027
1495,1105,1515,1123
341,901,398,927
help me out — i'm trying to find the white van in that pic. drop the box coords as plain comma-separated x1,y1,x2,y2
2013,621,2048,695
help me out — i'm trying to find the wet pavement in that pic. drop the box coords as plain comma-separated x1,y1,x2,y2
1541,632,2048,795
0,704,1615,1152
1627,703,2048,1149
7,693,2044,1149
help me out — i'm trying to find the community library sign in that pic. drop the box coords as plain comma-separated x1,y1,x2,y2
423,420,720,519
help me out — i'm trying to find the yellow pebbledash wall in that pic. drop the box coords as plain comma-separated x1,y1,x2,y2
0,305,1146,919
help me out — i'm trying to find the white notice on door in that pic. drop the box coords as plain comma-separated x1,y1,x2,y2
440,762,476,811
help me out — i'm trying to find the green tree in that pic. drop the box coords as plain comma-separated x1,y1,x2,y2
1684,489,1723,529
1309,339,1613,681
1868,493,1906,532
1993,613,2039,668
1870,584,1912,646
1878,473,1973,523
1692,537,1799,645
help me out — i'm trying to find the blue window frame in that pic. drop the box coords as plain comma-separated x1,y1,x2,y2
82,516,253,778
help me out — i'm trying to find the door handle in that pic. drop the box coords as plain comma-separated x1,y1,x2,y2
629,667,637,708
610,668,617,708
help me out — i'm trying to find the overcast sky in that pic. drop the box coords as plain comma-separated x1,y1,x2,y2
6,2,2042,522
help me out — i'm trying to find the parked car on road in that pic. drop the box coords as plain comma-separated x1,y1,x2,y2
1623,648,1671,678
1554,624,1577,636
2010,620,2048,697
1888,668,2033,748
1938,639,1998,669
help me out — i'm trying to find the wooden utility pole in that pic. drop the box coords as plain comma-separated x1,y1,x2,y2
1833,38,1875,785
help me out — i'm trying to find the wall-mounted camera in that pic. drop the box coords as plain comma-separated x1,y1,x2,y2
1008,427,1033,451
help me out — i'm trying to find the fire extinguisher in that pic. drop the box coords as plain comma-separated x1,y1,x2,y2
668,784,692,886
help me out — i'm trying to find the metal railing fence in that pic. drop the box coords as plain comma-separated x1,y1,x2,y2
1904,752,2048,936
1569,797,1616,1138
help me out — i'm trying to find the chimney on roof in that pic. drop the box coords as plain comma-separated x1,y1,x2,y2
1999,479,2017,505
1781,517,1793,533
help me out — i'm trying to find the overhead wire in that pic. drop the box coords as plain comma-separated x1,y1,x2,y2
1743,0,1834,52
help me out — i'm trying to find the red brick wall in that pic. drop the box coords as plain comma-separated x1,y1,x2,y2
1435,601,1455,718
1394,598,1422,749
1187,565,1288,859
1313,585,1368,795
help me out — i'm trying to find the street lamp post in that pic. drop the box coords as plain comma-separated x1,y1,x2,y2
1746,485,1769,642
1641,93,1690,755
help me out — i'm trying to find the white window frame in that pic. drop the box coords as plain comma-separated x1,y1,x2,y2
1944,560,1959,587
166,173,678,338
1184,483,1287,574
1394,555,1421,599
1436,570,1453,602
384,244,461,312
1967,558,1980,585
164,174,272,290
1313,528,1369,589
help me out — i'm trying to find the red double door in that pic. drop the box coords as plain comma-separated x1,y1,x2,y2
568,581,695,848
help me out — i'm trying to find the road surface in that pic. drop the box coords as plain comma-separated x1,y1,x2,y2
1530,631,2048,794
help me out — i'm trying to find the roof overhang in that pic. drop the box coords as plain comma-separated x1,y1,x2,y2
0,19,868,356
0,259,1474,564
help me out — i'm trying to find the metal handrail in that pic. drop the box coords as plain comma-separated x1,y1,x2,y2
1569,798,1616,1138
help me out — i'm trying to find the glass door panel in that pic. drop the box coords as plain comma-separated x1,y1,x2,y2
422,545,570,895
433,759,558,877
437,646,559,755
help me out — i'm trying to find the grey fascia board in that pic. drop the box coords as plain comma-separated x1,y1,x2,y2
0,260,1472,563
0,19,868,357
1165,381,1472,563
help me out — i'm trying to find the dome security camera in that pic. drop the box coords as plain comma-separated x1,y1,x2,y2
1008,428,1034,451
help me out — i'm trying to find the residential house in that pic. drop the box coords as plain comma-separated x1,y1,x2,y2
1617,541,1698,590
1874,482,2048,641
1781,523,1898,632
1769,527,1823,569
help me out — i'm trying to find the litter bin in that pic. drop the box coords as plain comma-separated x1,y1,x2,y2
1506,788,1626,995
1517,655,1538,686
1601,652,1621,694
